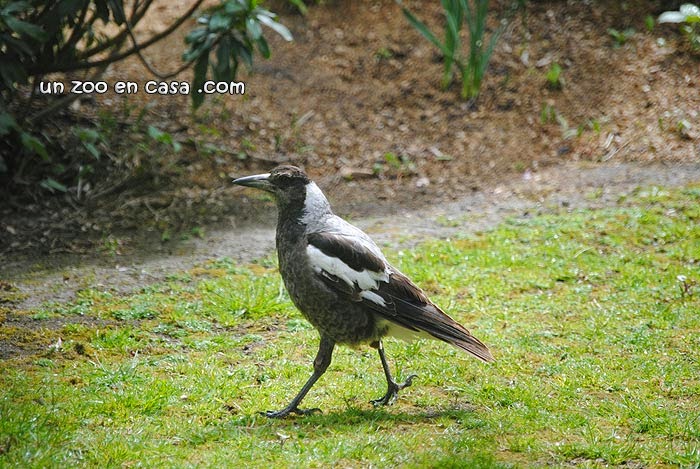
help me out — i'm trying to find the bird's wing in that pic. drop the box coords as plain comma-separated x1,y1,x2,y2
305,230,494,362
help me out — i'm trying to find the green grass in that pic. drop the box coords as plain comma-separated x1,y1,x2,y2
2,185,699,467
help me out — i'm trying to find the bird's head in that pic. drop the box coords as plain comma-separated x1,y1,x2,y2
233,164,310,193
233,165,323,212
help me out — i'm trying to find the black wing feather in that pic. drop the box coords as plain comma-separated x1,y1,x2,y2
308,232,385,273
307,232,493,362
371,272,494,362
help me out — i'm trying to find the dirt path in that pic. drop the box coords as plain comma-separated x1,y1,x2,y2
3,161,699,312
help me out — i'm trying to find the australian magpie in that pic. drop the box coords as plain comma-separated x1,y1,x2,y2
233,165,493,418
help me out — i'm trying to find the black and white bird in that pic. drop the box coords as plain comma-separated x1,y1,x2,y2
233,165,493,418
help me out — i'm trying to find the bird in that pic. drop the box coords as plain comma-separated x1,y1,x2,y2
233,165,493,418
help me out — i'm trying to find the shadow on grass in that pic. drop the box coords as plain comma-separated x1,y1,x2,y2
183,404,501,467
230,402,483,429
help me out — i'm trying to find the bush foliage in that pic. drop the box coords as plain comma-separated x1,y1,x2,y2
0,0,290,191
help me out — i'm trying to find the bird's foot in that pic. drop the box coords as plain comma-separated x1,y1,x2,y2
262,406,322,419
371,374,418,407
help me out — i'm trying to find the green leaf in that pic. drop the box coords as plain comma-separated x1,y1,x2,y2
402,8,450,57
147,125,167,142
0,112,18,136
191,53,209,109
75,127,100,143
232,39,253,69
287,0,307,15
444,8,461,53
4,16,48,41
680,4,700,18
442,5,461,87
645,14,655,32
1,2,31,16
20,132,49,160
443,0,464,32
84,142,100,159
224,0,247,15
209,12,231,32
246,17,262,40
147,126,181,151
40,178,67,192
215,36,232,81
183,30,215,62
256,36,270,58
185,28,207,46
459,0,474,35
257,12,293,41
546,62,562,87
658,11,685,23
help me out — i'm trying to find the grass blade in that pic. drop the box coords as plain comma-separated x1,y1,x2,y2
402,7,451,58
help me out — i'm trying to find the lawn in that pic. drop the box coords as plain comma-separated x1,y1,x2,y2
1,185,699,468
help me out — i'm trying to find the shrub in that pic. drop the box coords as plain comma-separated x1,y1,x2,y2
402,0,511,101
0,0,291,191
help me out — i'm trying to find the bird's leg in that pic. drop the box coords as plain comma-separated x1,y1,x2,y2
263,336,335,418
370,339,418,407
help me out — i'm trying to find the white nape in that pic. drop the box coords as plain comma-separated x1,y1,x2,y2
301,182,332,224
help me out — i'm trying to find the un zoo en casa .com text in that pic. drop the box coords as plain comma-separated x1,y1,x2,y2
39,80,245,96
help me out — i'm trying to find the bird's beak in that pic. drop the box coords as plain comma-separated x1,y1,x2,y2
232,173,273,192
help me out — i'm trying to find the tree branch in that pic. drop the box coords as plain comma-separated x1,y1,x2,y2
57,2,91,60
75,0,155,61
27,34,130,124
29,0,206,75
123,4,198,80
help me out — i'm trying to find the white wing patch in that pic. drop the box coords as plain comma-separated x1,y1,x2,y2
360,290,386,307
306,244,389,291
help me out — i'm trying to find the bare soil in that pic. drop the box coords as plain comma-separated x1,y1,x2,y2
1,1,699,348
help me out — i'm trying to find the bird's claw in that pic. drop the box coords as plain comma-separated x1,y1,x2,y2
262,406,322,419
371,374,418,407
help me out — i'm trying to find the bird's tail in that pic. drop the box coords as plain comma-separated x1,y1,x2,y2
440,327,494,363
384,297,494,362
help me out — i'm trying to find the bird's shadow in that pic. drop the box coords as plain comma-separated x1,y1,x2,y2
231,402,479,428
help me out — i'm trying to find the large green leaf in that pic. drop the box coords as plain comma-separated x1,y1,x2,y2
209,12,231,32
232,39,253,69
246,17,262,40
224,0,246,15
256,35,270,58
0,2,31,16
4,16,47,41
257,11,293,41
214,35,232,81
